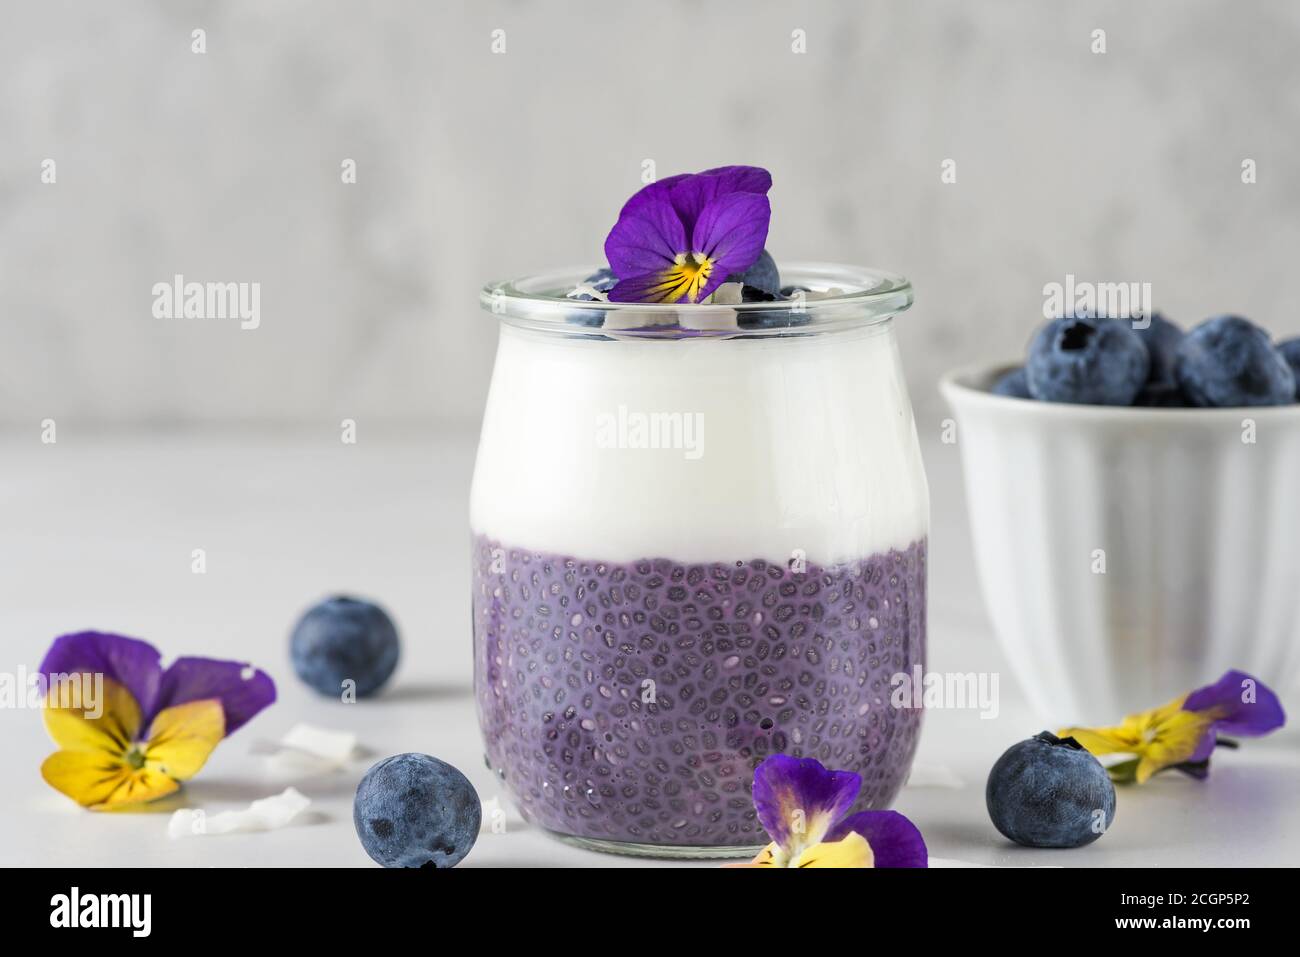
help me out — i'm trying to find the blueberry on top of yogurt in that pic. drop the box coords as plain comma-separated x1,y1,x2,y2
565,268,617,328
549,169,883,336
726,249,781,297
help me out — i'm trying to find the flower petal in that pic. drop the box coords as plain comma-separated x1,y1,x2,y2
620,166,770,225
145,699,225,780
39,632,162,722
98,771,181,808
41,751,140,808
43,677,141,753
603,197,687,280
697,165,773,195
1187,733,1218,764
40,677,190,808
668,167,771,237
1055,725,1139,756
617,173,691,218
607,269,699,304
155,657,275,736
1171,758,1212,779
751,754,860,855
1064,695,1221,784
690,192,771,301
792,833,875,868
826,810,929,867
1183,670,1286,737
1134,708,1217,783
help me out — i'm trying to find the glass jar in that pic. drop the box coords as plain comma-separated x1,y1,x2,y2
471,264,928,857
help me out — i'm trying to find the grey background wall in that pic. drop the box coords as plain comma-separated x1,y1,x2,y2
3,0,1298,431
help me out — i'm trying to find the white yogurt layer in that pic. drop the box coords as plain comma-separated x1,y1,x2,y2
470,321,929,564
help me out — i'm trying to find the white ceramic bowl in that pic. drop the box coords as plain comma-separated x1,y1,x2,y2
941,363,1300,724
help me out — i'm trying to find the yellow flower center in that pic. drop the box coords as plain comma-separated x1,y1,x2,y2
674,252,714,302
124,744,148,770
639,252,716,303
1059,695,1222,784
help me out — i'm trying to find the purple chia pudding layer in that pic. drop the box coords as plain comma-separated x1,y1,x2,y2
472,535,926,849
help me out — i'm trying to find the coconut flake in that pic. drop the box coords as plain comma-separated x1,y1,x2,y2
255,722,358,774
566,282,610,303
805,285,849,300
703,282,744,305
167,787,311,839
280,723,357,765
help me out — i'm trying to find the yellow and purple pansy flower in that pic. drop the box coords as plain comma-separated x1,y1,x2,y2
728,754,928,868
1058,669,1285,784
38,631,275,809
604,165,772,304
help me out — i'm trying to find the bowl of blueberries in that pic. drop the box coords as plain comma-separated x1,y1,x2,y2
941,314,1300,725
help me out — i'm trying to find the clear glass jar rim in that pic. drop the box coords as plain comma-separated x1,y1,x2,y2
479,261,913,339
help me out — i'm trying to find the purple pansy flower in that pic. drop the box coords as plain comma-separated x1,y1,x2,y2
41,631,275,735
1183,669,1286,753
727,754,928,868
1060,669,1285,783
603,165,772,304
37,631,276,808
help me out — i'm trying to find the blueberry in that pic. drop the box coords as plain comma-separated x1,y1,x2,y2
1276,337,1300,400
290,596,400,698
726,250,780,296
566,268,616,328
1174,316,1295,407
741,284,780,303
1026,317,1150,405
736,277,810,329
579,267,617,294
747,283,819,325
986,732,1116,848
1131,313,1185,391
990,367,1031,398
354,753,480,868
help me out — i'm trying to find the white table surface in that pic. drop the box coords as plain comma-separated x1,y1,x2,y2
1,429,1295,868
